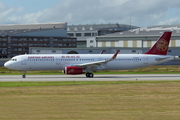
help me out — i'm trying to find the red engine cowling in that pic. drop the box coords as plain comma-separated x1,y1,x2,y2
63,66,85,75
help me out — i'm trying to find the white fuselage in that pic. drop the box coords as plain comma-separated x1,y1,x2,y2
4,54,174,71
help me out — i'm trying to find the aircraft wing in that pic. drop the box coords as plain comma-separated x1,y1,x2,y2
72,50,120,71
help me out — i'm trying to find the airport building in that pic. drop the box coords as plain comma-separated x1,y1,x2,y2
94,27,180,49
67,23,138,47
0,23,138,58
0,22,77,58
31,25,180,56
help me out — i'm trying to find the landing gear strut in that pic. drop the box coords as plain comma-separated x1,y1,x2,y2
22,71,26,78
86,72,94,78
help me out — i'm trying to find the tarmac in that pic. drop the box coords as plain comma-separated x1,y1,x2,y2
0,74,180,82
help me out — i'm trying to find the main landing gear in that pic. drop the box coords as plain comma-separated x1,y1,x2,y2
22,71,26,78
21,71,94,78
86,72,94,78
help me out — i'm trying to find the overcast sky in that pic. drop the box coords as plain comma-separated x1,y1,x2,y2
0,0,180,27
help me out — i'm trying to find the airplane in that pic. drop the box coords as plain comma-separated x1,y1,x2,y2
4,31,175,78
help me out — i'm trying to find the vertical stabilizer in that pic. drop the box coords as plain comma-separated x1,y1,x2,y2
144,31,172,55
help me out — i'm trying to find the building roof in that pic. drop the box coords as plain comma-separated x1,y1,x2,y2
0,22,67,30
67,23,139,31
98,25,180,38
0,22,67,36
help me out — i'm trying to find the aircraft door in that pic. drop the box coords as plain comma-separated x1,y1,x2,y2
56,56,60,65
144,56,148,64
21,56,26,65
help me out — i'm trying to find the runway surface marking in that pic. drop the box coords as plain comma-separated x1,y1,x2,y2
0,74,180,81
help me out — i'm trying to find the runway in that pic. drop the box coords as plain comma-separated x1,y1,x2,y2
0,74,180,82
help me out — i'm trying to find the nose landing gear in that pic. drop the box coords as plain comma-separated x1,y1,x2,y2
22,71,26,78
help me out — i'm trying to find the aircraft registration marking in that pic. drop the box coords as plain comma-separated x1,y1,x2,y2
61,56,80,58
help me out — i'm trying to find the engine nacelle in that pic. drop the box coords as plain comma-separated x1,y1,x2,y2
63,66,85,75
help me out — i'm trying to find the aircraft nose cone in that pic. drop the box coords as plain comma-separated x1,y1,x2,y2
4,62,11,69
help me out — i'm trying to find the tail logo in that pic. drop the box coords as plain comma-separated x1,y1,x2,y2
156,39,168,52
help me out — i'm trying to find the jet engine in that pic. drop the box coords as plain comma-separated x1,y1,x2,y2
63,66,85,75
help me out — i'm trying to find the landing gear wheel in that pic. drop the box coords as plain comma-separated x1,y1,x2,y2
22,75,26,78
89,73,94,78
86,73,90,77
22,71,26,78
86,72,94,78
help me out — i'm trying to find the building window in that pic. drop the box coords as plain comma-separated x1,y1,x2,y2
2,50,7,54
18,43,23,46
68,33,74,37
29,43,33,46
44,44,48,46
44,38,48,41
58,44,62,46
90,40,93,43
2,38,7,41
37,50,41,52
3,43,7,46
85,33,91,36
92,33,97,36
12,38,18,41
132,50,136,53
22,38,27,41
53,39,58,41
12,43,17,46
168,50,171,52
18,48,22,51
76,33,81,37
52,50,56,53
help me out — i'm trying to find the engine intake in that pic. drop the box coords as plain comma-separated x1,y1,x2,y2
63,66,85,75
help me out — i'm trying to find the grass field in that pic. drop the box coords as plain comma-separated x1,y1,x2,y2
1,65,180,119
0,81,180,120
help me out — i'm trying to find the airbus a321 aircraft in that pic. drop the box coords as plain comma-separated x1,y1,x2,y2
4,31,175,78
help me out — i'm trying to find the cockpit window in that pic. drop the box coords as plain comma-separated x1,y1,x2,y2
10,59,17,61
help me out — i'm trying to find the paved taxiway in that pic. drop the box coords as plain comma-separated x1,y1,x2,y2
0,74,180,81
